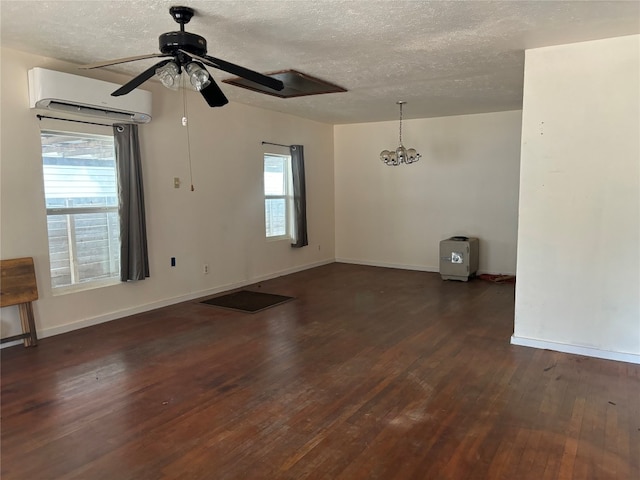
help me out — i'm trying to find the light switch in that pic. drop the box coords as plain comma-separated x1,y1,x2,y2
174,177,181,188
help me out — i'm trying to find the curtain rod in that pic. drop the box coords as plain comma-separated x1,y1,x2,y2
262,141,292,148
36,114,113,128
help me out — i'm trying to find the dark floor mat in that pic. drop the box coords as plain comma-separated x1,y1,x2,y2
200,290,294,313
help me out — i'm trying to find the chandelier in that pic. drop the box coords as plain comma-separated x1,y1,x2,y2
380,101,421,166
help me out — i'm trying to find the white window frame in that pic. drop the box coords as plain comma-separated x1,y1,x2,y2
40,126,121,294
264,153,293,240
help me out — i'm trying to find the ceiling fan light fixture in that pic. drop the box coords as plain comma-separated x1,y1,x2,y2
156,61,180,90
185,62,211,91
80,6,281,107
380,101,421,166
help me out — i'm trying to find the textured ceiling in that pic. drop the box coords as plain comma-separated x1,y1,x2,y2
1,1,638,124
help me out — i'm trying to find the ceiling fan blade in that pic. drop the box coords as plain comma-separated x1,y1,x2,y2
112,59,173,96
80,53,172,70
199,78,229,107
179,50,284,92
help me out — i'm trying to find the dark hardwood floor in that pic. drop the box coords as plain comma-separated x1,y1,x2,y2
2,263,638,479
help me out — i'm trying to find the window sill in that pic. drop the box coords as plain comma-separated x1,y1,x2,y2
51,277,121,296
266,235,292,243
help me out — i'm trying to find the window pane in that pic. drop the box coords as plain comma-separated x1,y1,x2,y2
265,198,287,237
41,131,120,288
46,212,120,288
46,215,72,287
43,164,118,209
42,135,118,209
264,156,285,196
264,153,292,239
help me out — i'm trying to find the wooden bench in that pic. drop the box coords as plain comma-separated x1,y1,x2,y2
1,257,39,347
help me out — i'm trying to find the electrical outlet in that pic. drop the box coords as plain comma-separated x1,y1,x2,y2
203,264,209,274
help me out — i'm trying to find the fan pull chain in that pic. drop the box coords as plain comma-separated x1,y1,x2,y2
182,76,195,191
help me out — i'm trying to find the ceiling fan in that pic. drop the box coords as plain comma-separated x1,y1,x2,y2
80,6,284,107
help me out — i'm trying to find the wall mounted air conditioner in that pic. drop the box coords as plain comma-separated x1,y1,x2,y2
28,67,152,124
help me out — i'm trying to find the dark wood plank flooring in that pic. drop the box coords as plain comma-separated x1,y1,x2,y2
2,263,639,479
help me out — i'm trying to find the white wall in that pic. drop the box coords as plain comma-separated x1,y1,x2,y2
513,35,640,362
334,111,522,275
1,47,335,339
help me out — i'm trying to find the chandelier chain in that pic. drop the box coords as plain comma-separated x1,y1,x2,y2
399,102,403,145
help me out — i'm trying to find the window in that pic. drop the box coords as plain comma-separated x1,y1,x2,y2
40,130,120,290
264,154,293,238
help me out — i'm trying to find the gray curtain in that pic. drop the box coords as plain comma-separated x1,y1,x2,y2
290,145,308,248
114,124,150,281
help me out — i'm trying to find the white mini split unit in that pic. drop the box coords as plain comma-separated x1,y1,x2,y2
28,67,152,124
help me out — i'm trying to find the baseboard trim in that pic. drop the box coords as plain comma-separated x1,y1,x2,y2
249,259,334,284
335,258,439,273
510,335,640,365
32,259,335,342
334,258,514,276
